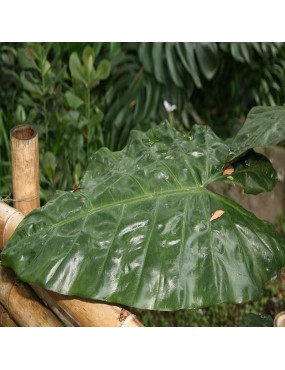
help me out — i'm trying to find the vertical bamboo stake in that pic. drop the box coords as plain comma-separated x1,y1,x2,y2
10,124,40,215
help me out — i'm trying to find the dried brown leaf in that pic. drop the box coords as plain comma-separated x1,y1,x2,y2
223,165,234,176
209,210,225,222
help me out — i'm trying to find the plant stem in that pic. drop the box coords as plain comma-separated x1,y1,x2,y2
43,99,48,145
39,47,48,147
168,112,174,126
86,87,91,159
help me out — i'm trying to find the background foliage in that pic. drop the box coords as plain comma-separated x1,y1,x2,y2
1,42,285,325
1,42,285,201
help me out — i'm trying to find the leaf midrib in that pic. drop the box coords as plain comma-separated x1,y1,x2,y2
49,186,206,231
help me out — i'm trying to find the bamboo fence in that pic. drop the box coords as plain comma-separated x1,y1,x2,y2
0,124,143,327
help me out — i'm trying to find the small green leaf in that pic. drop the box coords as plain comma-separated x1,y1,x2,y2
82,46,95,67
42,60,51,76
82,46,95,84
42,151,57,180
69,52,85,84
65,91,84,110
20,72,42,96
93,43,102,58
1,46,16,66
241,313,273,327
94,59,111,80
15,105,26,122
17,47,39,70
109,42,121,58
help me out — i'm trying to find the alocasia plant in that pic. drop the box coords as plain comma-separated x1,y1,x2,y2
1,106,285,310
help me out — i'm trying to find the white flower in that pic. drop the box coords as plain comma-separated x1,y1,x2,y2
163,100,177,113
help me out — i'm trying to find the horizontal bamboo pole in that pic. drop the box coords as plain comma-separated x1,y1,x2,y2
10,124,40,215
0,302,17,327
0,202,63,326
0,201,24,248
45,291,144,327
0,201,143,327
0,266,63,327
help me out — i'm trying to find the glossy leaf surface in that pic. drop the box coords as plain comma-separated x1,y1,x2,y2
2,106,285,310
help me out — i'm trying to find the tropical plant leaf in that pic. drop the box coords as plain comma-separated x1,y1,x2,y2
165,43,184,88
195,43,219,80
138,42,153,73
2,106,285,310
226,106,285,160
226,150,277,195
176,43,202,88
152,42,166,84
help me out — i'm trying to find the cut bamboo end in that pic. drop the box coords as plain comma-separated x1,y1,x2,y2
0,201,24,251
10,124,40,216
274,311,285,327
0,303,17,327
0,266,63,327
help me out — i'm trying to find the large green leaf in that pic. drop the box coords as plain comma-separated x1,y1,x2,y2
2,106,285,310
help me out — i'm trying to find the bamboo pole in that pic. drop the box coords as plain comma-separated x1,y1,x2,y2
274,311,285,327
0,303,17,327
10,124,40,215
0,201,24,248
0,201,62,327
0,266,63,327
0,201,143,327
42,291,144,327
